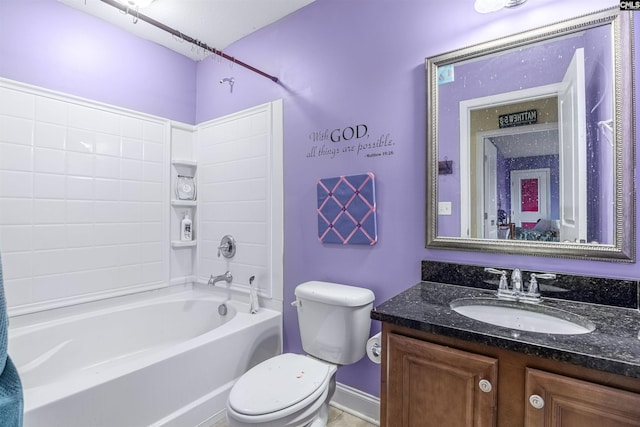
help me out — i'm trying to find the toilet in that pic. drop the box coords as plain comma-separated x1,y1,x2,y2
226,281,375,427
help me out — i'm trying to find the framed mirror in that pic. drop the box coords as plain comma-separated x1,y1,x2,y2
426,8,635,262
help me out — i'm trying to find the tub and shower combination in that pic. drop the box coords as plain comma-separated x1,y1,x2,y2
8,285,282,427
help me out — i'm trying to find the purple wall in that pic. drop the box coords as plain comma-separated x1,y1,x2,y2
1,0,634,400
195,0,634,398
0,0,197,124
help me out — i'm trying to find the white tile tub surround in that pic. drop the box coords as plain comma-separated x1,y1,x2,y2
0,80,171,314
196,101,284,310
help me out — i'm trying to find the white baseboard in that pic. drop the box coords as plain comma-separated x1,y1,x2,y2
330,382,380,426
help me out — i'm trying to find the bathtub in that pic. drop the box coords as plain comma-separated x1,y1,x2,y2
7,285,282,427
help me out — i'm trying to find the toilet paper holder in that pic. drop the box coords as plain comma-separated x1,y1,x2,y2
370,341,381,358
366,332,382,364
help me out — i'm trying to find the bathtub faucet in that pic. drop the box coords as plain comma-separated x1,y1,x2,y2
208,271,233,286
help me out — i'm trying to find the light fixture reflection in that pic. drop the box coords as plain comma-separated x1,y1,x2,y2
474,0,527,13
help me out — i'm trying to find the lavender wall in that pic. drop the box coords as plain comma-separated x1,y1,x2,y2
195,0,634,397
1,0,634,401
0,0,196,124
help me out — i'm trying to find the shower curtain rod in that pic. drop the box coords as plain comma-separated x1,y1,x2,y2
98,0,279,83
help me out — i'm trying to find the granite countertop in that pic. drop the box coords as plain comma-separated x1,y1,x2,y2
371,281,640,378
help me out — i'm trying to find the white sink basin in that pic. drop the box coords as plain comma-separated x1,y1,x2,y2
450,298,595,335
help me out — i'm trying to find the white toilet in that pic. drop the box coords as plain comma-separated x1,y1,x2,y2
226,281,375,427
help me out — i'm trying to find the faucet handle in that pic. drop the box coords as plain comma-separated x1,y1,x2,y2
485,268,509,294
217,244,225,258
532,272,556,280
498,273,509,291
527,272,554,298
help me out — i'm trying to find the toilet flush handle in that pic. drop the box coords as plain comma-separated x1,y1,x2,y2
291,299,301,307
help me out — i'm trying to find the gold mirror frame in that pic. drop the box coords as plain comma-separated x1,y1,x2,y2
426,8,635,262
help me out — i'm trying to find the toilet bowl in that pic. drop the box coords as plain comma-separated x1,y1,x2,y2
226,281,375,427
227,353,337,427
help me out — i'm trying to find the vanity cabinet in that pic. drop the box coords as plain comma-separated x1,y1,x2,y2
525,368,640,426
380,323,640,427
386,333,497,426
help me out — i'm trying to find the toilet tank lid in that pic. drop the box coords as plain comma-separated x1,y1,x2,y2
295,281,375,307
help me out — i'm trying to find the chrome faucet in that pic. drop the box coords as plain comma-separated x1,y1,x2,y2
485,267,553,304
208,271,233,286
511,268,522,293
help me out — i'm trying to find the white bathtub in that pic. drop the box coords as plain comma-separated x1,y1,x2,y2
7,285,282,427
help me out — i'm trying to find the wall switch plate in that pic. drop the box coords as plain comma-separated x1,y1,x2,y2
438,201,452,215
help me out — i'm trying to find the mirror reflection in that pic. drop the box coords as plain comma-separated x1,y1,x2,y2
426,8,635,261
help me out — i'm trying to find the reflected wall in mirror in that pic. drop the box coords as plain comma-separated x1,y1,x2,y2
426,8,635,261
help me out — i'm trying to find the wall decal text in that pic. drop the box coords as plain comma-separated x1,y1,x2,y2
306,124,395,160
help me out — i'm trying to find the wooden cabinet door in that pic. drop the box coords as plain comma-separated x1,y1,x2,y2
385,333,498,427
525,368,640,426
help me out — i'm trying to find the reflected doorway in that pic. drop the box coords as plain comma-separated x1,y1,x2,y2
461,48,587,242
476,124,559,239
510,168,550,229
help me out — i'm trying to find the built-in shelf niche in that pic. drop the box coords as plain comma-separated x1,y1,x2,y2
171,159,197,168
171,200,197,207
170,124,198,284
171,240,198,248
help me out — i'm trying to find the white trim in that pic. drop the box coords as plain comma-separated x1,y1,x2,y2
269,99,284,304
163,121,173,295
8,282,174,318
330,382,380,426
0,77,188,125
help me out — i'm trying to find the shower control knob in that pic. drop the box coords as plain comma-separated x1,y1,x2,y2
529,394,545,409
217,235,236,258
478,379,493,393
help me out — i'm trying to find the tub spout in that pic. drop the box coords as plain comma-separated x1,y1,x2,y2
208,271,233,286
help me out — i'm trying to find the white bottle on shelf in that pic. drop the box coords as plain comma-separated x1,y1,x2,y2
180,212,193,241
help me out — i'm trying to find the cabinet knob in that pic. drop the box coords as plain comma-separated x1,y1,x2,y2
529,394,545,409
478,379,493,393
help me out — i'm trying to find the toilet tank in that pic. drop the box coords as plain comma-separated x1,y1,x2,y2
294,281,375,365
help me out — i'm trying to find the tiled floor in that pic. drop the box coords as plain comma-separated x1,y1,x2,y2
211,405,376,426
326,406,377,427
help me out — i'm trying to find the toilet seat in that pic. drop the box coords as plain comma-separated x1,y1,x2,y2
228,353,335,421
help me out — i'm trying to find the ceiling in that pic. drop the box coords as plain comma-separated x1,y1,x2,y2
489,129,559,159
59,0,315,61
